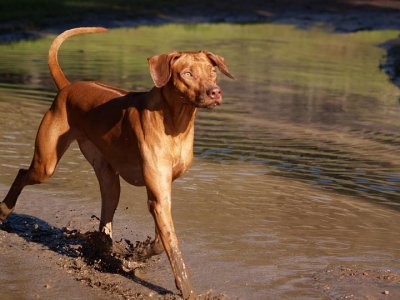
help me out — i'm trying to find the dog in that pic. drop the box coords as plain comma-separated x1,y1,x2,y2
0,27,234,299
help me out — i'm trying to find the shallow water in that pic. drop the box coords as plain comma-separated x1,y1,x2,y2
0,24,400,299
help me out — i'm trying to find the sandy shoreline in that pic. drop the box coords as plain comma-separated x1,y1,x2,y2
2,184,400,299
0,184,226,299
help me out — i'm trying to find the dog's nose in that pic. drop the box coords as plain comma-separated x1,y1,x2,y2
207,87,222,99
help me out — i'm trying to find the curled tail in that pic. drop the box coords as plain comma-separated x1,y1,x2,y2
48,27,108,90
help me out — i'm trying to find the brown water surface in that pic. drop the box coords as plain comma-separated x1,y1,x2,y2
0,24,400,299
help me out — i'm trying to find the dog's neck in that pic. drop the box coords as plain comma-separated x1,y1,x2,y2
156,86,197,137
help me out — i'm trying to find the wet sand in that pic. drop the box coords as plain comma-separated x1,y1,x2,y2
1,177,399,299
0,185,166,299
315,266,400,299
0,184,225,299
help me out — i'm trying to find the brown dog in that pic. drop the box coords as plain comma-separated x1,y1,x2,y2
0,27,234,298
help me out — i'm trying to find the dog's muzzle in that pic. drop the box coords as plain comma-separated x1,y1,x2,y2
195,86,223,108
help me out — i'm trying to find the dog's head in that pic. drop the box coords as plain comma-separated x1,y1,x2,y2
147,51,235,108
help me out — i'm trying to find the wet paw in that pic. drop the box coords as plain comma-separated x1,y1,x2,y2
0,202,13,223
136,238,164,259
82,230,113,256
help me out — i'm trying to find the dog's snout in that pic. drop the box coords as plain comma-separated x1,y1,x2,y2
207,87,222,99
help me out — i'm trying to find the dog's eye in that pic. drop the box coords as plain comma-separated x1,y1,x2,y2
183,71,193,77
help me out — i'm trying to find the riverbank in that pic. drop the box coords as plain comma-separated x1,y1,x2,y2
3,0,400,87
3,0,400,88
1,0,400,42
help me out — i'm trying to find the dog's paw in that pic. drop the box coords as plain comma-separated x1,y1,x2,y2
0,202,13,223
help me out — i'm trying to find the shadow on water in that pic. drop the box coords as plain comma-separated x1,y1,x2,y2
380,39,400,89
0,213,173,296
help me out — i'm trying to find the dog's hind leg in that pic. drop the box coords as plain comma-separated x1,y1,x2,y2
78,139,120,238
0,106,73,222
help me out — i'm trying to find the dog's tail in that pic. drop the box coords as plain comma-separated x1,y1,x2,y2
48,27,108,90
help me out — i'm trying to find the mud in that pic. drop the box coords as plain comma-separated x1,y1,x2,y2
0,213,225,299
2,212,399,300
314,266,400,299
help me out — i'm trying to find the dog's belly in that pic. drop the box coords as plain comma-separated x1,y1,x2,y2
115,163,145,186
95,143,146,186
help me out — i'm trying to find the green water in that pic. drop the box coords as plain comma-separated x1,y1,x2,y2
0,24,400,299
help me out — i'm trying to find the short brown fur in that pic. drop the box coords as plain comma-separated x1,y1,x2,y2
0,27,234,299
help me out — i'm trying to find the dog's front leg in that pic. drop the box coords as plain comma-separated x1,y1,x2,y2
144,167,195,299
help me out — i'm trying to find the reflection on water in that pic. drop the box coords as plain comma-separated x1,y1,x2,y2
1,24,400,298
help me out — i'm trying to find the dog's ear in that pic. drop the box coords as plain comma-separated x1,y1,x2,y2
203,51,235,80
147,52,181,88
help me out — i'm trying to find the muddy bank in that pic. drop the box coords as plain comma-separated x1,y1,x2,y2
0,213,170,299
0,213,225,299
1,0,400,42
0,183,226,299
2,180,400,299
3,208,400,299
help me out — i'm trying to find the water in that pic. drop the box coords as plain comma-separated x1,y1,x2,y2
1,24,400,299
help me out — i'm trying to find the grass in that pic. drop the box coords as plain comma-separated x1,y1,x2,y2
0,23,397,101
0,0,260,32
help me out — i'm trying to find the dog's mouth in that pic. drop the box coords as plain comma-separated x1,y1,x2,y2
194,95,223,109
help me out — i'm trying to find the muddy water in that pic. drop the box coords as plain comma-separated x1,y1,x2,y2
1,24,400,299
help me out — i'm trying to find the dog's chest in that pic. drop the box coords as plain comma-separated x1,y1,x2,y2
172,139,194,180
